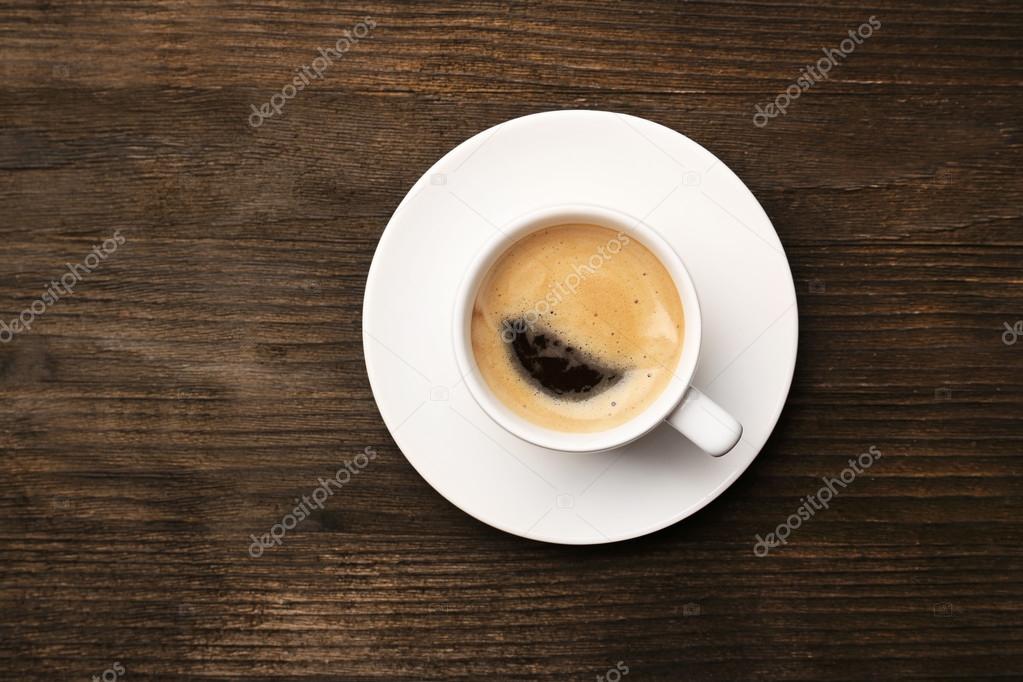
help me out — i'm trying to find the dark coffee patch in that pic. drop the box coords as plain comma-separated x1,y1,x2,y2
504,318,621,399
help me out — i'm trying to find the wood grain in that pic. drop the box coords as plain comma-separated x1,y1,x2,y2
1,1,1021,680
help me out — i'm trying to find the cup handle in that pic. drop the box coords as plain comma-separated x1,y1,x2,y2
664,387,742,457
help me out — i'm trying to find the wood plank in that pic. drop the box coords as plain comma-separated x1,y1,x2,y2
0,0,1021,680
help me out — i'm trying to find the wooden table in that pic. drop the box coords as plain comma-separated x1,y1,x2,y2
1,2,1021,679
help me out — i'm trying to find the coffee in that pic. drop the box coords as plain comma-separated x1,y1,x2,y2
470,224,684,433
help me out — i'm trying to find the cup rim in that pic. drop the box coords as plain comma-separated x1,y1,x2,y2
452,203,702,453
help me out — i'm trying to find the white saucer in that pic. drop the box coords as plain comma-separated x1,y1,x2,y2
363,110,798,544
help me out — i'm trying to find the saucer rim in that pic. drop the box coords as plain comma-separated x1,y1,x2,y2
363,109,799,544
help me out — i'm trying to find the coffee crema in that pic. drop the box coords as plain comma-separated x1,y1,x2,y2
470,224,684,433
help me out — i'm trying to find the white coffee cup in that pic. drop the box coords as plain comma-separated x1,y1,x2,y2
452,204,742,456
